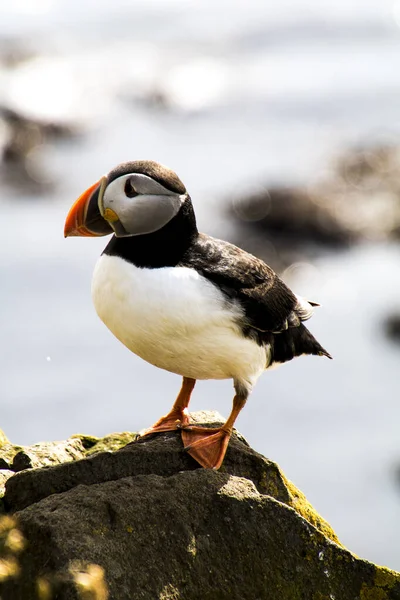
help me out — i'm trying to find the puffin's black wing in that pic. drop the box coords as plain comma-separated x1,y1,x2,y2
181,233,332,361
182,233,308,332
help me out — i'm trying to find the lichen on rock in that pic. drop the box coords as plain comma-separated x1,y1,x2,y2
0,431,9,450
73,432,138,456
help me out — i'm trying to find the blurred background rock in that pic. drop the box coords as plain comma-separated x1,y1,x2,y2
1,0,400,571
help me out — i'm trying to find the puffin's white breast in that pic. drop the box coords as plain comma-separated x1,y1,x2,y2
91,254,266,384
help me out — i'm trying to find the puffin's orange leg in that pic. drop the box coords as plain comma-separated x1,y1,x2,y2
181,393,247,469
140,377,196,436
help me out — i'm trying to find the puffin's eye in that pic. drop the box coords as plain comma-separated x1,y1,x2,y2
124,178,139,198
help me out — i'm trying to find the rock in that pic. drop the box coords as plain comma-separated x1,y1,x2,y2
228,144,400,270
0,106,76,194
229,185,351,271
0,445,24,471
11,438,87,472
74,431,137,456
0,433,135,482
0,471,14,502
0,438,86,474
0,431,9,449
0,411,399,599
384,314,400,344
3,412,337,545
232,186,352,246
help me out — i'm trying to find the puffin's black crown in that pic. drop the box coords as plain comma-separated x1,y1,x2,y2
107,160,187,195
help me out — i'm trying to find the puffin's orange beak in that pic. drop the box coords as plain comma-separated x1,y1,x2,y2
64,180,101,237
64,177,112,238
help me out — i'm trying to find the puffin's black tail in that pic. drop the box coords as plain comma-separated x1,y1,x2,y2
270,323,332,365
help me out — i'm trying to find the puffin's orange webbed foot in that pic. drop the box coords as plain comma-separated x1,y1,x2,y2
181,426,232,469
139,407,190,436
139,376,196,437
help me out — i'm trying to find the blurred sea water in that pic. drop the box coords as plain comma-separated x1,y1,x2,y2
1,0,400,570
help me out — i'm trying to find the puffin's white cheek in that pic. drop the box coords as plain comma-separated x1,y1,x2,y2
117,195,182,236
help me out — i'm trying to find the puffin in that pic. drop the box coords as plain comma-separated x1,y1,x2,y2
64,160,331,469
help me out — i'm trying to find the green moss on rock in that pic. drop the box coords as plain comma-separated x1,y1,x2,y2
283,475,342,546
0,431,9,449
360,566,400,600
71,434,99,450
81,432,137,456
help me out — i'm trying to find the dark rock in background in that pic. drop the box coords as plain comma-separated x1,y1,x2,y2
0,107,78,194
0,412,399,600
384,314,400,344
229,144,400,271
0,41,83,194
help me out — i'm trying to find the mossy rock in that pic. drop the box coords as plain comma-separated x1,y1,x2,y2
0,430,10,449
73,432,137,456
1,412,399,599
0,445,24,471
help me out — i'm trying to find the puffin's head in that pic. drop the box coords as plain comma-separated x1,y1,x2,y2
64,160,188,238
